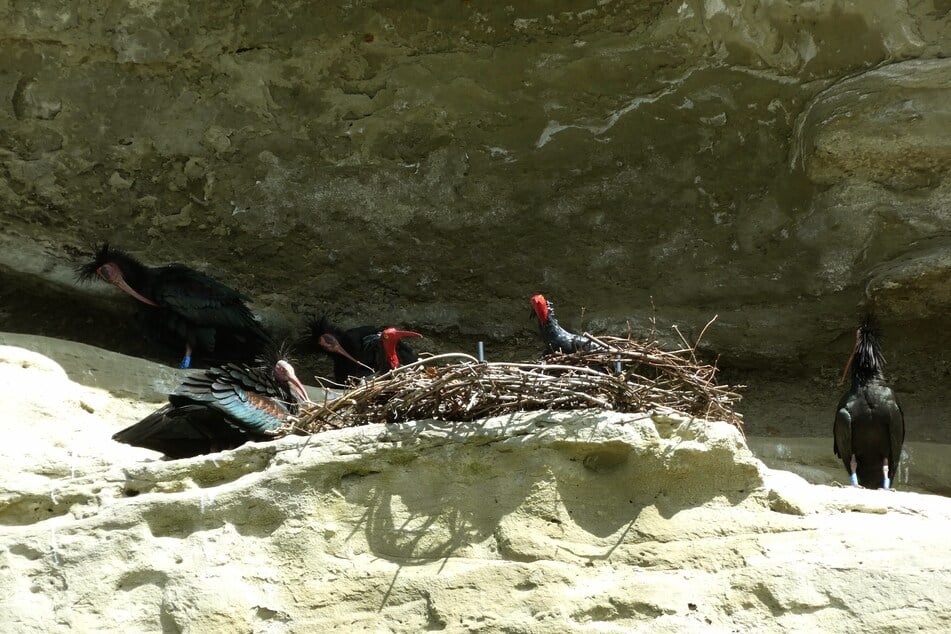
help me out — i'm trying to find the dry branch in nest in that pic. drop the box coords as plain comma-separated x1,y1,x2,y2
285,323,744,437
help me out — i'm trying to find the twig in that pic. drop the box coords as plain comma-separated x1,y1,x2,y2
287,323,743,436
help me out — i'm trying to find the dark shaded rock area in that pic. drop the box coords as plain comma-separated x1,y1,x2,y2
1,2,949,441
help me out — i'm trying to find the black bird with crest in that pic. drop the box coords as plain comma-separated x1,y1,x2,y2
307,316,421,384
833,315,905,489
77,243,271,368
112,351,310,459
530,294,601,355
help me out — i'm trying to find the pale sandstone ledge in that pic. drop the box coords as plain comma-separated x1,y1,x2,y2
0,336,949,633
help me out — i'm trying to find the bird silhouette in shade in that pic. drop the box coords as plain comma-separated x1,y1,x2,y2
77,243,271,368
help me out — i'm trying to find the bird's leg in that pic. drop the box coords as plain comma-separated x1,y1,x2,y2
882,457,891,490
849,454,859,487
179,343,193,369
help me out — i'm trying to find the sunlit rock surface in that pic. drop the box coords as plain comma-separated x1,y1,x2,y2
1,336,949,633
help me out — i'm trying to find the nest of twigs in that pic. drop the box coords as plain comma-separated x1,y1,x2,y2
287,326,744,437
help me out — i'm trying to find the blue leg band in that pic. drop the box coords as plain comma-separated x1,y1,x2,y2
179,355,192,369
850,473,859,487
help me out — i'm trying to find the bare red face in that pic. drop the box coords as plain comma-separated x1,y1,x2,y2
318,334,373,371
97,262,122,284
381,328,423,343
530,294,549,324
318,334,345,355
381,328,423,369
96,262,158,307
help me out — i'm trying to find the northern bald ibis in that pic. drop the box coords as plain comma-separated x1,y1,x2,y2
530,294,601,355
113,355,309,459
77,243,270,368
307,317,421,383
833,316,905,489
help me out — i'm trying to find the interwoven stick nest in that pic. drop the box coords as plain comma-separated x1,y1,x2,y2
286,322,744,437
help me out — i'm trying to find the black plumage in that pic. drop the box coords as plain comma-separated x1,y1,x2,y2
833,316,905,489
307,317,419,384
113,357,309,459
307,317,379,383
530,294,601,355
77,243,271,368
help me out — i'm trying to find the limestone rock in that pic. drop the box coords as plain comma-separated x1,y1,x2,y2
1,336,949,632
796,59,951,189
1,1,951,621
865,246,951,320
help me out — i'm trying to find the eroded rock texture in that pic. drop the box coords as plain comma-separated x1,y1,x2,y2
0,3,949,436
1,339,950,633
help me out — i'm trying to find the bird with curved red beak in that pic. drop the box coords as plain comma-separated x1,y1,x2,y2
77,243,271,369
833,315,905,489
94,260,159,307
377,328,423,370
363,327,422,372
112,354,311,459
530,293,601,355
307,317,420,384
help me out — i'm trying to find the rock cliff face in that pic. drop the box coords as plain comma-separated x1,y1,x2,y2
0,7,948,434
2,337,950,632
4,2,950,622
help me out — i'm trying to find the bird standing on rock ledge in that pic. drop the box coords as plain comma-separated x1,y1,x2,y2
530,293,602,355
833,315,905,489
77,243,271,368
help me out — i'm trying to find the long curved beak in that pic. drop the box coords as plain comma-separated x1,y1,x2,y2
389,330,423,341
839,332,860,385
101,269,159,307
529,295,549,325
286,369,312,405
319,335,375,372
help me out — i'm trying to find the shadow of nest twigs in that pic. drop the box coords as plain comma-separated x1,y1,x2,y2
283,330,744,438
